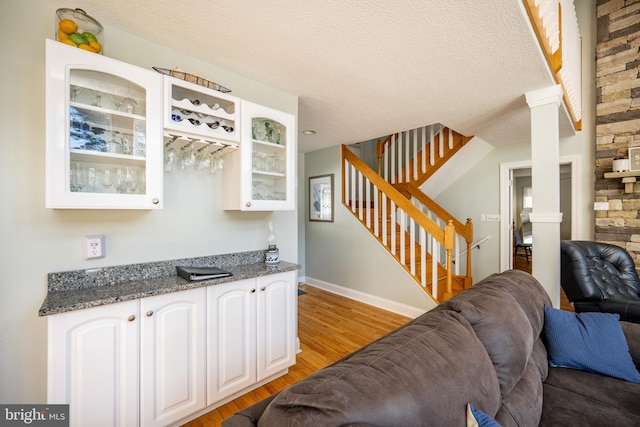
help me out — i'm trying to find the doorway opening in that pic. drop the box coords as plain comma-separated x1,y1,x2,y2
499,156,581,272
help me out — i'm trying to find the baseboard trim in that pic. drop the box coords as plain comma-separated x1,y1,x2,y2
300,276,427,318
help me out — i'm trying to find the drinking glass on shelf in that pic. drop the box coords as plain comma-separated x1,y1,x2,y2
137,168,146,193
86,167,97,192
252,120,266,141
70,86,83,103
91,91,102,108
101,168,113,191
110,131,121,153
70,163,87,192
114,168,128,193
120,97,138,115
127,167,138,193
120,134,132,155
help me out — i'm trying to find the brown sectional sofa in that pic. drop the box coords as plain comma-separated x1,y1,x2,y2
223,270,640,426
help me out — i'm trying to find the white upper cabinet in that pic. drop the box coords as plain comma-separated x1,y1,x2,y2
223,101,296,211
45,39,163,209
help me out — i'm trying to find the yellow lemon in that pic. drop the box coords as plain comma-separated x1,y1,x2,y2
78,44,94,52
60,38,78,47
58,19,78,35
89,41,102,53
57,28,69,40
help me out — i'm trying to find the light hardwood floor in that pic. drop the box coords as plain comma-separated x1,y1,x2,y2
182,285,411,426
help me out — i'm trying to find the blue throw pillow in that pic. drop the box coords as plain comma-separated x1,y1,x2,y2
543,304,640,383
466,404,501,427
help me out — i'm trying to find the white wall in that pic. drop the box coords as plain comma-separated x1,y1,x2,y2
303,146,435,312
0,1,298,403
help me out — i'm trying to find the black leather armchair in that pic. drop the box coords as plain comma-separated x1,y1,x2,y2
560,240,640,323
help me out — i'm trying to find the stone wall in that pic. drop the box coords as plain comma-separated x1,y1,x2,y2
595,0,640,260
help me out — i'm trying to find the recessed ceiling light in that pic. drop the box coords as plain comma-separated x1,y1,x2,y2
302,130,316,135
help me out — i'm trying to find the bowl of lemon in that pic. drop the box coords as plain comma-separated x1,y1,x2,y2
55,8,103,54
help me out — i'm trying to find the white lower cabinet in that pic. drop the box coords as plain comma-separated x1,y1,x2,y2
48,300,139,427
48,272,296,427
207,272,296,406
140,289,206,427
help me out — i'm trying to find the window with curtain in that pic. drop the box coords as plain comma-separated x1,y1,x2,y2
523,186,532,209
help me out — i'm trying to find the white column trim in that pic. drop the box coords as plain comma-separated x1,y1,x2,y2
529,212,564,223
525,85,563,108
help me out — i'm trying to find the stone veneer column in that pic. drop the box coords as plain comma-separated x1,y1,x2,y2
526,85,564,308
595,0,640,264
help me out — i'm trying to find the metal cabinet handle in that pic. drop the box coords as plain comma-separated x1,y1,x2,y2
128,315,136,322
260,286,266,291
146,310,154,317
246,201,252,207
250,288,256,293
152,198,160,205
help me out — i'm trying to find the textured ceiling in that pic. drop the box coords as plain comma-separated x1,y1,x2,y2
58,0,563,153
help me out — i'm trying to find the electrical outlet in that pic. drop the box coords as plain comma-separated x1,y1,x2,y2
83,235,105,259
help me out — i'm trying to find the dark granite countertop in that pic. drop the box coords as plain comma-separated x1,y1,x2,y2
39,250,301,316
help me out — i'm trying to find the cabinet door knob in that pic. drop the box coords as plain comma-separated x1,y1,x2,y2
260,286,266,291
250,288,256,293
146,310,154,317
152,198,160,205
246,201,252,207
128,315,136,322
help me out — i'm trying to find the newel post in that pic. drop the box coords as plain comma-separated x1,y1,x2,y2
443,220,455,300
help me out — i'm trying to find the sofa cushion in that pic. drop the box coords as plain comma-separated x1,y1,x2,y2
493,339,547,427
621,321,640,369
439,283,534,397
256,309,501,427
540,367,640,426
543,305,640,383
473,270,551,339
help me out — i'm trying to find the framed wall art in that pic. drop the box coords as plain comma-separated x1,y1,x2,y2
309,174,334,222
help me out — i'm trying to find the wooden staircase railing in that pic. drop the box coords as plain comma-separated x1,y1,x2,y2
394,182,473,289
523,0,582,130
343,145,462,303
377,125,473,188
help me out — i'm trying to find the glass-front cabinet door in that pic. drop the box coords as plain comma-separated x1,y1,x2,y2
45,39,163,209
223,101,295,211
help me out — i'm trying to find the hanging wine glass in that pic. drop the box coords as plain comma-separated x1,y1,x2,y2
197,146,212,171
179,140,197,170
164,136,178,172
